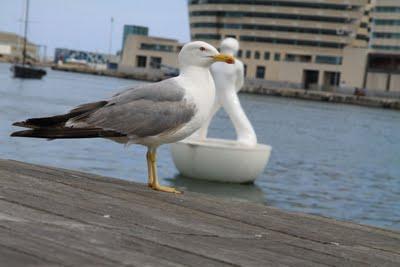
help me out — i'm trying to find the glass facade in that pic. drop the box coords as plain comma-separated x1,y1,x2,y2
191,22,351,36
374,6,400,12
371,45,400,51
373,32,400,39
191,33,221,40
140,43,174,52
188,0,361,11
239,36,344,49
123,25,149,48
315,55,343,65
373,19,400,26
190,11,355,24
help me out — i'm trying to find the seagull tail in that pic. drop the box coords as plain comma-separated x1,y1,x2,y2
12,101,108,129
10,128,126,139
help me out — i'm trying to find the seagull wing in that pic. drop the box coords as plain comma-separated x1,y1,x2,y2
68,79,197,138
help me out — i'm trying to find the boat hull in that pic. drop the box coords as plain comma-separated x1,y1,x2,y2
12,65,46,79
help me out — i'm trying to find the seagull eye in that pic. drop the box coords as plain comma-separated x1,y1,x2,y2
199,47,206,52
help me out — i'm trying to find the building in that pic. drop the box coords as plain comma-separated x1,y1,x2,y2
119,28,182,78
364,0,400,91
122,25,149,49
54,48,118,70
188,0,371,89
0,31,39,62
370,0,400,51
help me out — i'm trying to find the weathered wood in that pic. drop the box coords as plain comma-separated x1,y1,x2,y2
0,159,399,266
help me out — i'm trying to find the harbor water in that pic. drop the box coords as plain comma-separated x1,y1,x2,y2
1,63,399,230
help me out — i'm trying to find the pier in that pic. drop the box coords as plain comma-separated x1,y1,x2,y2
0,159,399,266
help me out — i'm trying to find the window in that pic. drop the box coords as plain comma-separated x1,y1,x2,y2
237,49,243,58
256,66,265,79
264,52,270,60
254,51,260,59
285,54,312,63
191,33,221,40
140,43,173,52
373,32,400,39
150,57,162,69
274,53,280,61
374,19,400,26
189,1,359,11
246,50,251,58
136,56,147,67
315,55,342,65
243,64,247,77
190,11,355,23
240,36,343,49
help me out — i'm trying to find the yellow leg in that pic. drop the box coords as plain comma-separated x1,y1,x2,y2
146,150,154,187
147,148,181,194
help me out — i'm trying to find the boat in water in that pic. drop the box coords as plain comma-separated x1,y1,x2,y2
11,0,46,79
12,64,46,79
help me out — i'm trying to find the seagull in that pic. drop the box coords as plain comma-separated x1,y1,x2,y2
11,41,235,194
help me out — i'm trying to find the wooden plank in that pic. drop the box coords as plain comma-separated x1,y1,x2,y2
0,159,399,266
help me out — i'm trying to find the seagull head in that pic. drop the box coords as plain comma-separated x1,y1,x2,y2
178,41,235,69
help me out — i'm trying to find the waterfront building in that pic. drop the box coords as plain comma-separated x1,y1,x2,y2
0,31,38,62
363,0,400,91
122,25,149,49
188,0,371,90
119,31,182,78
54,48,118,70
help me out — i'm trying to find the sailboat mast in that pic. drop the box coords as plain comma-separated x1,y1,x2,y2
22,0,29,65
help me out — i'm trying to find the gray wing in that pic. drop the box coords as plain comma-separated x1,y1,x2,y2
69,79,197,137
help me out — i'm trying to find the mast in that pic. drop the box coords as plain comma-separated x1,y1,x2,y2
22,0,29,65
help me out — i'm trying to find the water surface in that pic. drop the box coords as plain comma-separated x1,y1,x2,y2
1,63,399,230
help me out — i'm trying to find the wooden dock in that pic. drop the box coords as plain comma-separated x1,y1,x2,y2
0,159,399,266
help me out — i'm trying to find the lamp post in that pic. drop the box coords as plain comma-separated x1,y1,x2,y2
108,17,114,55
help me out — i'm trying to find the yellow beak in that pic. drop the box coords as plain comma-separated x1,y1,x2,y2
213,54,235,64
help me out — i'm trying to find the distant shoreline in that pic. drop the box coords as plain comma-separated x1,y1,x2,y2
49,64,400,111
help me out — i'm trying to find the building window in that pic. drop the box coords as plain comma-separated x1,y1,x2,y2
192,33,221,40
243,64,247,77
136,55,147,67
264,52,270,60
285,54,312,63
237,49,242,58
274,53,280,61
256,66,265,79
315,55,342,65
150,57,162,69
246,50,251,58
225,34,236,39
254,51,260,59
140,43,173,52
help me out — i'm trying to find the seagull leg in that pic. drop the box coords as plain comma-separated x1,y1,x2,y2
146,150,154,187
148,148,181,194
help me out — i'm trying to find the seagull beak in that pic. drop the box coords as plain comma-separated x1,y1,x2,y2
213,54,235,64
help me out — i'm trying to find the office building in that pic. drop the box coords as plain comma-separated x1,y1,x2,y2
361,0,400,91
189,0,371,89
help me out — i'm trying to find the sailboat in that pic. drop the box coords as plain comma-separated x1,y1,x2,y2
11,0,46,79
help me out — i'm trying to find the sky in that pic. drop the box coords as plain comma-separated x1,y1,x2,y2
0,0,190,57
